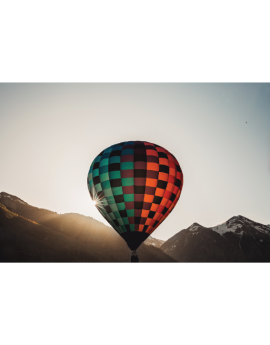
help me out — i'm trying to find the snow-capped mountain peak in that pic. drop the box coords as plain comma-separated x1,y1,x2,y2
189,223,202,232
211,215,270,236
144,236,165,248
161,215,270,262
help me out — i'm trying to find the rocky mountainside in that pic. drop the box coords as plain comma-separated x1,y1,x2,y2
0,192,175,262
161,215,270,262
144,236,164,248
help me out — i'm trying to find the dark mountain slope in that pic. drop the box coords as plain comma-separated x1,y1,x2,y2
0,203,101,262
0,192,175,262
161,216,270,262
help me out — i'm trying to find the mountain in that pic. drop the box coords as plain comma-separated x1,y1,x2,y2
161,215,270,262
3,191,268,262
0,192,175,262
144,236,164,248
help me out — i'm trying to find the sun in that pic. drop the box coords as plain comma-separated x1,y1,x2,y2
90,186,105,209
90,196,97,207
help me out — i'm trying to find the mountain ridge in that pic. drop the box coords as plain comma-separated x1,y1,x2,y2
2,191,269,262
0,192,175,262
161,215,270,262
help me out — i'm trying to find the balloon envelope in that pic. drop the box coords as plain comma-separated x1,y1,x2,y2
87,141,183,250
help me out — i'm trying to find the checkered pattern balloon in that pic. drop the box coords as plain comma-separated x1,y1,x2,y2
87,141,184,251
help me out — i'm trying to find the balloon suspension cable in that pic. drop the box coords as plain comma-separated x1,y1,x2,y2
131,250,139,263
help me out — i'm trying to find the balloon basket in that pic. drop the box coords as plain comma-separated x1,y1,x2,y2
131,250,139,263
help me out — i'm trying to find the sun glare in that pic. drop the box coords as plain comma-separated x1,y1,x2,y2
90,186,106,210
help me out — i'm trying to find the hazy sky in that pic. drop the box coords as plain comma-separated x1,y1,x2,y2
0,83,269,240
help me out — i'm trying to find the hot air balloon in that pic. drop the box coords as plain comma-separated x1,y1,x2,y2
87,141,183,261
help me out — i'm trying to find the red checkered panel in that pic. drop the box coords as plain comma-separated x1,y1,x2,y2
139,142,183,235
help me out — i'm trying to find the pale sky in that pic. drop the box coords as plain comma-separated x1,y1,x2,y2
0,83,269,240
